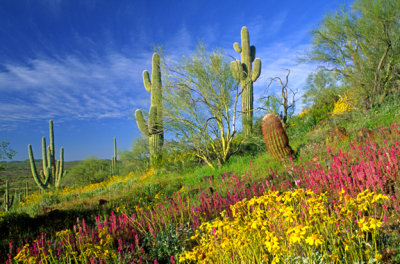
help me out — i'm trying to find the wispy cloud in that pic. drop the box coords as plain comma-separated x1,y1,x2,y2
246,11,289,42
164,24,194,56
0,52,153,128
0,15,317,132
252,32,316,114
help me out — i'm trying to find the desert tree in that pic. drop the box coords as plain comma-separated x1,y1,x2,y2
0,140,16,171
302,69,342,123
303,0,400,111
260,69,298,127
161,45,241,169
0,140,16,160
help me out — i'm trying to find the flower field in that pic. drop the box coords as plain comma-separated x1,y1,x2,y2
2,123,400,263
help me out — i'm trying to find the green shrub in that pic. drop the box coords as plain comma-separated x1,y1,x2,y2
119,136,150,175
142,223,194,262
63,156,110,186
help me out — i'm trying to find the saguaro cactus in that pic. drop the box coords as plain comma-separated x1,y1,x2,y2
231,26,262,136
3,180,14,211
261,113,294,161
28,120,65,191
135,52,164,166
25,182,29,198
111,137,118,175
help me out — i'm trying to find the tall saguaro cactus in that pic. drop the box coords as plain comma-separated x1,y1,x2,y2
135,52,164,166
111,137,118,175
28,120,65,191
3,180,14,212
230,26,262,136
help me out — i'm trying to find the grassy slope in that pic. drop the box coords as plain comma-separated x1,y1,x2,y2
1,95,400,258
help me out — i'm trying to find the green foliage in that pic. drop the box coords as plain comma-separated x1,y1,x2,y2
28,120,65,191
0,141,16,161
135,53,164,167
341,93,400,131
142,224,194,262
0,141,16,171
158,139,200,173
162,44,240,168
64,156,110,186
230,26,262,136
305,0,400,110
260,95,282,117
285,114,316,150
228,132,266,158
119,136,149,175
302,70,341,124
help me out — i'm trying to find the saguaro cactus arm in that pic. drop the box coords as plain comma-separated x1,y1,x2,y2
41,137,51,182
28,144,48,191
143,70,152,92
135,110,150,136
230,61,245,81
54,148,65,188
49,120,55,167
252,58,261,81
233,42,241,53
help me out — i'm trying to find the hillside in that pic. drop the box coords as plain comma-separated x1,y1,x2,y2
1,95,400,263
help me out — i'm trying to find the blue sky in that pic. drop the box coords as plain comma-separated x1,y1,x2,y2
0,0,349,161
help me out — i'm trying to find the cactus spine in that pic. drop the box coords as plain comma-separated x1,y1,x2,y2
231,26,261,136
261,113,294,161
135,53,164,166
111,137,118,175
3,180,14,211
28,120,65,191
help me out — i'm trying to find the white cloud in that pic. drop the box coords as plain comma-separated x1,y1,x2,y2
0,52,153,128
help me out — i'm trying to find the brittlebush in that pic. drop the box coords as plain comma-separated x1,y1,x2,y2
180,189,387,264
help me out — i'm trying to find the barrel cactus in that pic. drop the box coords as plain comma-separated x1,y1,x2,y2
231,26,261,136
261,113,294,161
135,52,164,166
28,120,65,191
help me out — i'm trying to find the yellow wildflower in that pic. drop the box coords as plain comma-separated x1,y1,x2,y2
369,218,382,230
357,218,370,232
305,234,324,247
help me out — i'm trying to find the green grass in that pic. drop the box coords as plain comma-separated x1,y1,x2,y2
4,95,399,218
